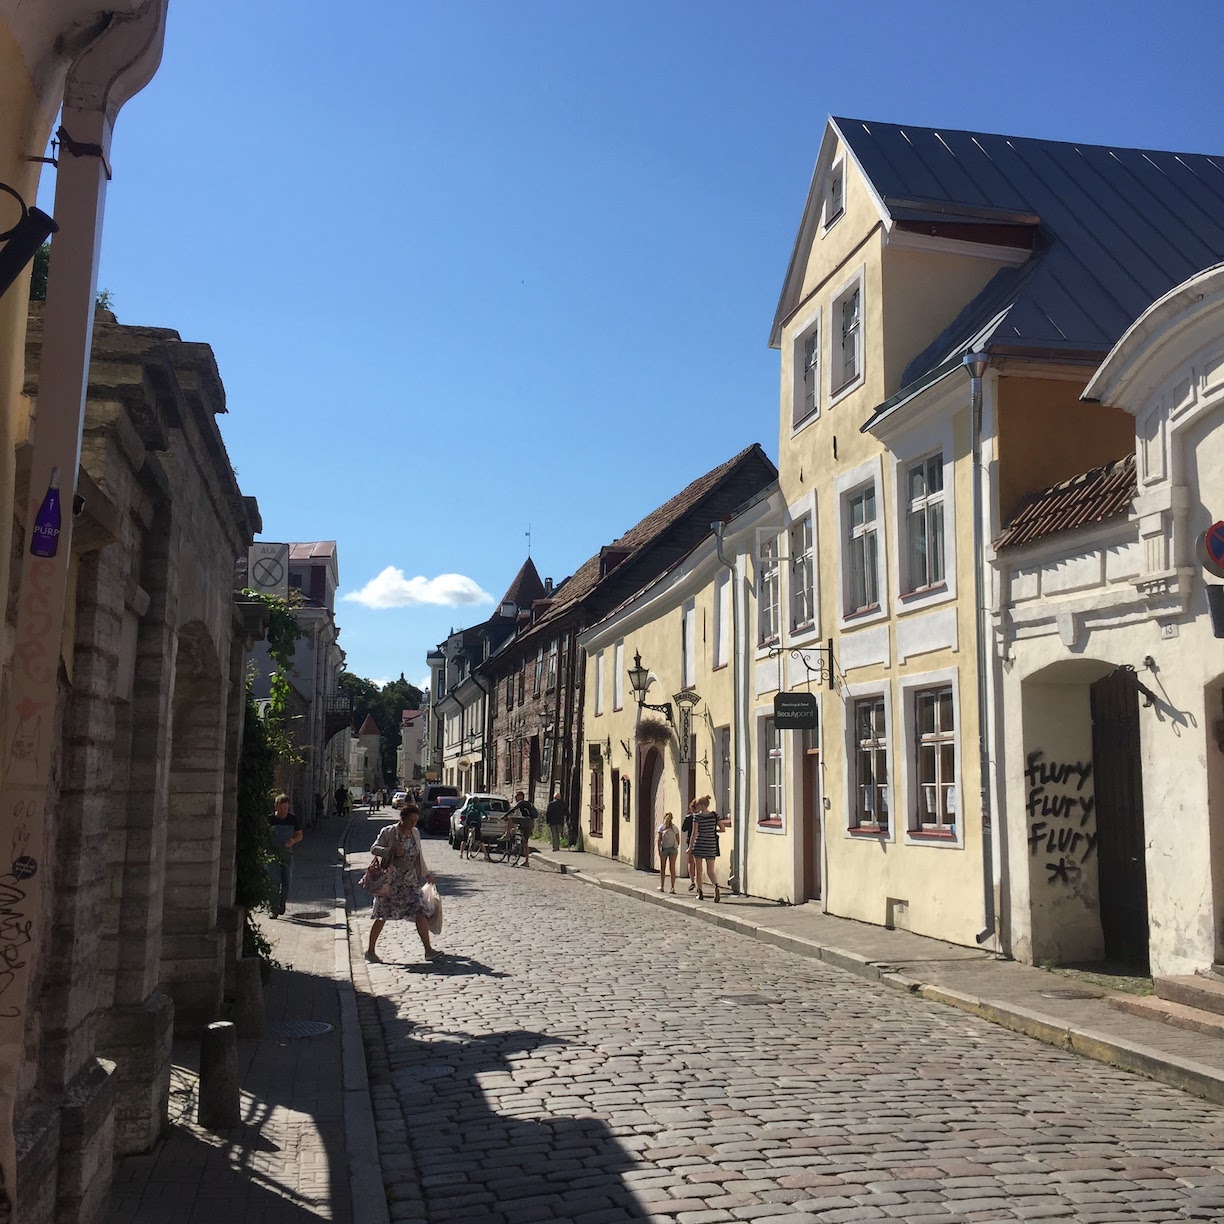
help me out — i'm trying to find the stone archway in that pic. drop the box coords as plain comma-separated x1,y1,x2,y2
636,748,664,871
1020,657,1149,969
159,621,227,1031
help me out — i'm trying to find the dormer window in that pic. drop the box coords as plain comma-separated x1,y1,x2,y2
824,161,845,229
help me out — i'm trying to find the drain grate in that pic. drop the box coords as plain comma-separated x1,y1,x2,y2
1040,988,1103,1001
269,1019,334,1039
290,909,332,920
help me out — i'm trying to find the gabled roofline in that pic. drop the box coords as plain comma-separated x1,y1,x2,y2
769,117,891,349
1082,261,1224,409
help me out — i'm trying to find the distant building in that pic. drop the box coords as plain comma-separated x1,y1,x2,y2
397,708,425,783
358,713,383,791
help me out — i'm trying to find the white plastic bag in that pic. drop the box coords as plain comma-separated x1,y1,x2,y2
420,881,443,935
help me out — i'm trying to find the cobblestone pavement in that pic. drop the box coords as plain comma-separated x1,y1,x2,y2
347,825,1224,1224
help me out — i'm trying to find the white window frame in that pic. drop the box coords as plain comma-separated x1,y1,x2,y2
830,266,866,405
594,649,604,716
788,504,817,639
792,314,821,430
546,639,558,691
905,452,946,594
833,457,887,630
713,569,731,669
681,600,696,688
612,639,624,710
899,667,963,848
756,532,781,648
888,421,957,611
823,158,845,230
842,680,892,838
754,707,786,833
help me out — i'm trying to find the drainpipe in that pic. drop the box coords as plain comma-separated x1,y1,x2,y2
0,2,169,1201
964,352,997,947
713,521,746,894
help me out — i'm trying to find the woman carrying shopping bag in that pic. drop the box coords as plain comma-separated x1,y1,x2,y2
364,803,440,963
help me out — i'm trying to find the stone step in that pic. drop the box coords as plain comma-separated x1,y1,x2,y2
1109,991,1224,1038
1155,973,1224,1016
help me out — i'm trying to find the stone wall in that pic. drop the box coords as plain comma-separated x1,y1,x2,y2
8,306,260,1223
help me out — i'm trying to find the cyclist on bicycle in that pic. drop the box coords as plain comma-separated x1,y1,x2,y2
464,800,492,862
506,790,537,868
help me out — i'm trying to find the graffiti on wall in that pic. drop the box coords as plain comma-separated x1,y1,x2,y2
1025,750,1097,888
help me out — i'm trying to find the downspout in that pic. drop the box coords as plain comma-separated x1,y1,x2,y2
472,670,491,793
964,352,996,946
713,521,745,894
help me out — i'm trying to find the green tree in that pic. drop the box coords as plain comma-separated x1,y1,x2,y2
338,670,423,784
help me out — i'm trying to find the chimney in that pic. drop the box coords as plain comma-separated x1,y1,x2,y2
544,578,553,594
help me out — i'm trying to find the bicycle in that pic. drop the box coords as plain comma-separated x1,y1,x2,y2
462,824,487,860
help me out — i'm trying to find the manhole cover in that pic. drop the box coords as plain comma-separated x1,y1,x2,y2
269,1019,334,1039
1040,988,1103,1001
722,994,781,1007
290,910,331,920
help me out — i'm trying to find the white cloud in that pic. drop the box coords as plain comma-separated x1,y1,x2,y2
342,567,493,610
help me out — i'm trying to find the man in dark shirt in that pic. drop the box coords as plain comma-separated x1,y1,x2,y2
268,793,303,917
545,791,569,852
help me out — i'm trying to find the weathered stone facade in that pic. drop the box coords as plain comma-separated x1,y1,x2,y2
8,305,260,1223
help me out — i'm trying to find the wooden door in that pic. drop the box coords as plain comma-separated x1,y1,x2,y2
802,727,821,900
610,768,620,859
637,748,660,870
1091,670,1149,967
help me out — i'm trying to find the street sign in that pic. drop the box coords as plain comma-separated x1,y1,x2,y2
248,542,290,599
1199,522,1224,580
774,690,819,730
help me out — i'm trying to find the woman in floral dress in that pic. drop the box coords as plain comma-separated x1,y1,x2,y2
365,804,438,963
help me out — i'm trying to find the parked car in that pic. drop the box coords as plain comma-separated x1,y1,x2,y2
422,795,461,836
391,790,408,809
418,783,460,834
449,793,511,848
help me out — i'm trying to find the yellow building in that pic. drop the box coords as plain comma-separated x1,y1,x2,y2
762,117,1222,950
579,486,781,880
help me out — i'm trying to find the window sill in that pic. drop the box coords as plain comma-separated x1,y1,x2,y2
789,409,820,438
897,583,955,612
830,372,865,408
756,818,784,832
849,824,889,837
908,826,958,842
823,208,844,234
711,662,728,673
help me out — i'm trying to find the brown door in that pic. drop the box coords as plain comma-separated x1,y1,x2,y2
802,728,821,900
637,748,660,870
590,766,604,841
610,768,620,860
1091,670,1149,967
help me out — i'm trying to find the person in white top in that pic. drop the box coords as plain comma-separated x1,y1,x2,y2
656,811,680,893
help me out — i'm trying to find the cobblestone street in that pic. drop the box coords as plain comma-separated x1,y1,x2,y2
344,820,1224,1224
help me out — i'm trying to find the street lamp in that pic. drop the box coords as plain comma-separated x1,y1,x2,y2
627,650,674,724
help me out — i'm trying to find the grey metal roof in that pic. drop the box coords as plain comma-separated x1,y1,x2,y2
832,117,1224,420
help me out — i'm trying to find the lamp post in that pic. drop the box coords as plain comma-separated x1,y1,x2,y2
626,650,674,724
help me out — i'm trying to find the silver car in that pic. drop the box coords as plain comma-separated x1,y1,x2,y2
450,793,511,849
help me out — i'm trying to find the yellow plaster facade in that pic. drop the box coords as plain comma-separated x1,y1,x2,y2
762,123,1029,942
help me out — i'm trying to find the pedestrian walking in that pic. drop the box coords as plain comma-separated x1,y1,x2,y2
507,790,538,867
689,795,726,902
267,793,303,917
334,785,349,819
681,799,698,890
657,812,679,893
545,790,569,851
365,803,439,963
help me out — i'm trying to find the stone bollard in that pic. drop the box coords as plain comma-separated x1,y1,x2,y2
198,1021,241,1129
234,957,266,1039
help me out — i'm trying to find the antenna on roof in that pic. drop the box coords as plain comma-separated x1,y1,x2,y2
525,523,531,556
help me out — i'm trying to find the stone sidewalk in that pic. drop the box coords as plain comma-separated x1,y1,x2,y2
531,845,1224,1107
106,815,383,1224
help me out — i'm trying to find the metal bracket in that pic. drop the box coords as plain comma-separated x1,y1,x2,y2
767,637,837,690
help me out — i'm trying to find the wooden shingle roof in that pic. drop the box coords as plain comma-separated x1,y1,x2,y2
994,453,1136,551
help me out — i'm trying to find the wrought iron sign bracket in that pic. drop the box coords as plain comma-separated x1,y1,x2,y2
767,637,838,690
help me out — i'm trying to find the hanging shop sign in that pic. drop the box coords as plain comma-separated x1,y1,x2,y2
774,690,819,730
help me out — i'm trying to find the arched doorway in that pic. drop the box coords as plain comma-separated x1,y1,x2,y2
637,747,663,870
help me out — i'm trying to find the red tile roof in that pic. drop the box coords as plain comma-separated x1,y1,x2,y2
995,454,1136,551
288,541,337,560
357,713,381,736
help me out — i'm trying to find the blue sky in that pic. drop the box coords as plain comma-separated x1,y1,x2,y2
74,0,1224,686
